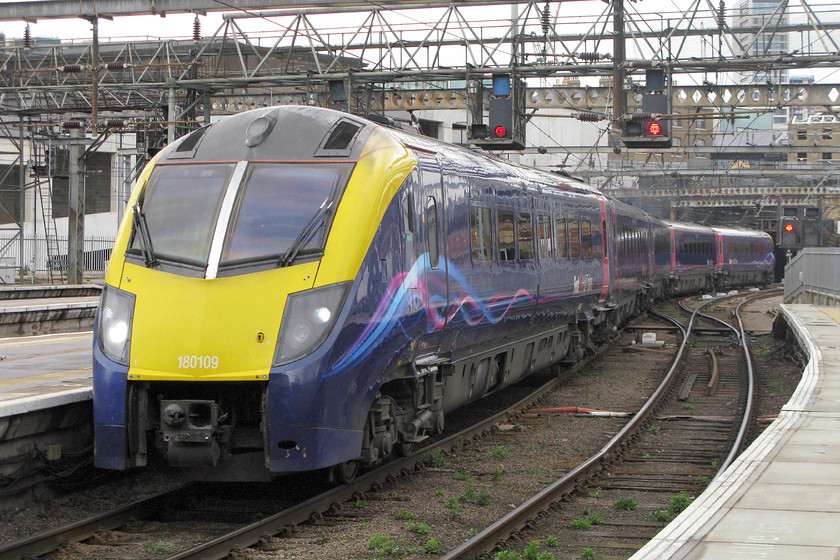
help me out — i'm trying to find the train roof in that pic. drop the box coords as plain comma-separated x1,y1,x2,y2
662,220,716,234
711,226,772,239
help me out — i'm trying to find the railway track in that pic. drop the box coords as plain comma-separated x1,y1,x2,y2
441,288,782,560
0,326,617,560
0,289,783,560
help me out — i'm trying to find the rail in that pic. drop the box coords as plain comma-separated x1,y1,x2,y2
443,289,774,560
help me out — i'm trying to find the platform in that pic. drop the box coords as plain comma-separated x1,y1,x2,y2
630,304,840,560
0,333,92,416
0,295,99,336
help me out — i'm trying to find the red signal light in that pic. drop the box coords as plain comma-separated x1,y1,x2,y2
648,121,662,136
784,222,794,233
494,125,507,138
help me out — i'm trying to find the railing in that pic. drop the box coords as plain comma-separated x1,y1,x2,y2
0,236,115,284
784,247,840,305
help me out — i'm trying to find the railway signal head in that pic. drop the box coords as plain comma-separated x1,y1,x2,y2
648,121,662,136
779,219,800,249
621,117,671,149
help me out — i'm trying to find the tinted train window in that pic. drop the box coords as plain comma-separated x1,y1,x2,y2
220,162,353,265
134,163,235,264
427,196,440,269
470,205,493,262
537,214,553,260
402,193,414,235
554,217,567,258
498,210,515,261
581,220,593,258
518,212,535,260
568,219,581,258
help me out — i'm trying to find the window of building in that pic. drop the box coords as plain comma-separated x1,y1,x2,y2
823,152,833,161
797,152,807,162
823,128,833,140
469,205,493,262
797,129,807,140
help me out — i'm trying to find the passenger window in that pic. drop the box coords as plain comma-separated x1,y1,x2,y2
518,212,535,260
498,210,515,261
537,215,553,260
554,217,567,258
402,194,414,235
470,205,493,262
569,219,581,258
426,196,439,269
581,220,592,258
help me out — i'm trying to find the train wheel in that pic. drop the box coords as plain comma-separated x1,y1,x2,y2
396,441,414,457
333,460,359,484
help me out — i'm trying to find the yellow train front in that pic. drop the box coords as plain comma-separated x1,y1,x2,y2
94,106,427,480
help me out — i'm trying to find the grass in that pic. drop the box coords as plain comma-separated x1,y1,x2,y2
682,402,695,411
368,533,399,558
424,538,441,555
489,446,511,459
395,510,414,521
147,542,173,554
492,467,504,481
653,491,694,523
589,487,602,498
455,470,472,481
475,486,492,506
614,496,638,511
768,380,781,389
569,518,592,529
407,521,430,535
582,548,595,560
422,450,447,467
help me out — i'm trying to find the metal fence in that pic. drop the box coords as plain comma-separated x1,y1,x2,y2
784,247,840,305
0,236,115,283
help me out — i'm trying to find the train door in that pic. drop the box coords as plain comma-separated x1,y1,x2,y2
416,153,450,350
599,197,616,304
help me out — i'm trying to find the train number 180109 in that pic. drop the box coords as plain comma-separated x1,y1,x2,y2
177,355,220,369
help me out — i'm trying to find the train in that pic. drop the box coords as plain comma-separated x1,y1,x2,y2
93,105,775,481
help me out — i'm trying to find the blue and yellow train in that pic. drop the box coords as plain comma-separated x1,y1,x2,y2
93,105,774,481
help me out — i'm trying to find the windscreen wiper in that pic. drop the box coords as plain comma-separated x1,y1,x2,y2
132,203,159,268
279,198,333,268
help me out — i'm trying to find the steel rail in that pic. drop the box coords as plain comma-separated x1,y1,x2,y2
442,288,780,559
0,332,608,560
163,348,612,560
441,303,698,559
714,289,782,479
0,484,194,560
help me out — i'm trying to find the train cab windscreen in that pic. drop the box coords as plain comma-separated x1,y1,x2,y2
129,162,353,271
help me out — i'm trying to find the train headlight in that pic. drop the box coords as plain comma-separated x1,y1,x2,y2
97,285,135,366
274,282,350,366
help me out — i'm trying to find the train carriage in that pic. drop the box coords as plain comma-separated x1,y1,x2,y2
93,105,774,481
712,226,775,288
662,220,717,295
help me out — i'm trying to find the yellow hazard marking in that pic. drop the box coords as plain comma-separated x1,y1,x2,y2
0,369,91,388
0,333,92,349
819,307,840,326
